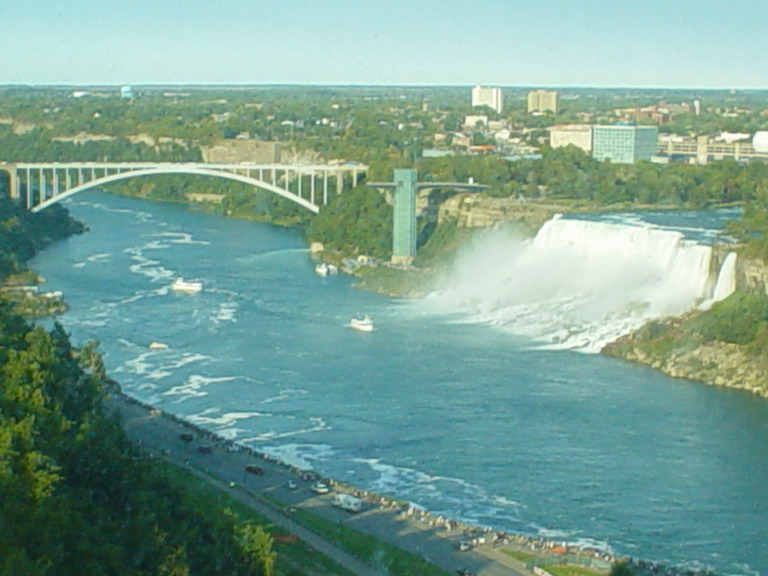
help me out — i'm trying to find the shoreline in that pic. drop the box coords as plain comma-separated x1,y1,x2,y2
104,378,716,576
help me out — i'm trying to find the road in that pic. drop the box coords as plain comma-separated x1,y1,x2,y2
111,392,534,576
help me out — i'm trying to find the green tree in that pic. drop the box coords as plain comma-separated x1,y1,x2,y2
236,523,276,576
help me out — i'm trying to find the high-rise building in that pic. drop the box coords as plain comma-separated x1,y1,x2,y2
527,90,559,114
471,86,503,114
592,124,659,164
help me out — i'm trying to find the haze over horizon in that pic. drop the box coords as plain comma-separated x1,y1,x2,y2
3,0,767,89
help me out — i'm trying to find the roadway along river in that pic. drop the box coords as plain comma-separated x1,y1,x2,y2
32,191,768,576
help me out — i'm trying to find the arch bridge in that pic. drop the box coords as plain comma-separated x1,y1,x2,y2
0,161,368,213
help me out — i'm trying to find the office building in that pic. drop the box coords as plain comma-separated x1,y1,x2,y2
472,86,503,114
549,124,593,152
592,124,659,164
527,90,559,114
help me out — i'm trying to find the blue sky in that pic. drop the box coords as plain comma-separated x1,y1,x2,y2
1,0,766,88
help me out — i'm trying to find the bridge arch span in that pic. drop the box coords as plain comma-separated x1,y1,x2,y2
31,166,321,214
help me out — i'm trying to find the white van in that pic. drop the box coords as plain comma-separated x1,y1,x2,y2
332,493,363,513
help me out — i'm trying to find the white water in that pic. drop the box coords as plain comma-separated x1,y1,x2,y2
710,252,738,303
428,215,734,352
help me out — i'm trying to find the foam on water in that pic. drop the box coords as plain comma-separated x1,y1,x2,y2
258,443,337,470
162,374,238,402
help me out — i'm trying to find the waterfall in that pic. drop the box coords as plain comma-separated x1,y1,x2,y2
699,251,738,311
428,215,728,353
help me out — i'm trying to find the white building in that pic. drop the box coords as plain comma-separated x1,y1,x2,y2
549,124,593,152
472,86,503,114
463,115,488,129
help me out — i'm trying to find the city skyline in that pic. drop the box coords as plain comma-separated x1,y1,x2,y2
2,0,767,89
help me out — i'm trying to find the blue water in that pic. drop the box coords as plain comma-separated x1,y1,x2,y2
32,192,768,576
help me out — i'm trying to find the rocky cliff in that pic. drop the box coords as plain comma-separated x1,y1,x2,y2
603,250,768,399
604,331,768,399
436,194,560,231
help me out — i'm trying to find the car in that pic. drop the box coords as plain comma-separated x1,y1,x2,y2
310,481,331,494
454,541,473,552
197,444,212,454
286,480,298,490
245,465,264,475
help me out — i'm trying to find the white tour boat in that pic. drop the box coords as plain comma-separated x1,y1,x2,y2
349,314,374,332
315,262,329,276
171,278,203,293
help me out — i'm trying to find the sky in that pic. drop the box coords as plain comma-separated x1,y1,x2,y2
1,0,766,88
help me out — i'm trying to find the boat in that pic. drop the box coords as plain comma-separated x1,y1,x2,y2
171,278,203,293
148,342,169,350
349,314,374,332
327,263,339,275
315,262,329,276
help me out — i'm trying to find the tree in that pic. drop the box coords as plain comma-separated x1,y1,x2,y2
235,523,275,576
609,561,636,576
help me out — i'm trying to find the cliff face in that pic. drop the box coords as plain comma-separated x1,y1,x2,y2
436,194,559,231
736,254,768,296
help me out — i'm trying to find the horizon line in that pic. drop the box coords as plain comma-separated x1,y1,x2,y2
0,82,765,92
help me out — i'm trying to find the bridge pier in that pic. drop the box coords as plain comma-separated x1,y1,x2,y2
1,164,19,200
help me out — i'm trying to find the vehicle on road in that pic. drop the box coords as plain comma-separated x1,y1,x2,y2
454,541,473,552
245,465,264,475
197,444,213,454
311,481,331,494
286,480,298,490
332,493,363,512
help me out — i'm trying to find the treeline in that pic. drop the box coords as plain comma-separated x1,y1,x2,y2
415,147,768,208
0,304,276,576
0,197,85,281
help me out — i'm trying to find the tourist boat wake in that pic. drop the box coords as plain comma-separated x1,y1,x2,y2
171,278,203,293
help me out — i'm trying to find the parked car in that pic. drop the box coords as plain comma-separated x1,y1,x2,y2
286,480,298,490
245,465,264,475
310,481,330,494
454,541,473,552
197,444,212,454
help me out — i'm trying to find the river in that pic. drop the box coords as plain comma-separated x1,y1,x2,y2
32,192,768,576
